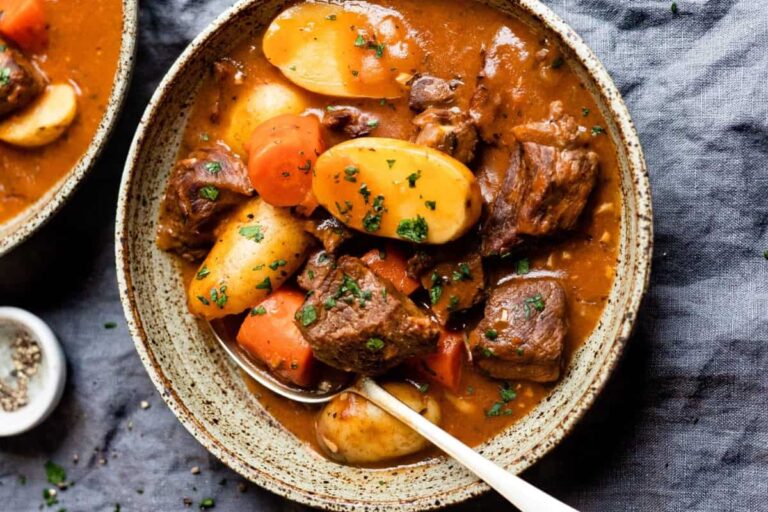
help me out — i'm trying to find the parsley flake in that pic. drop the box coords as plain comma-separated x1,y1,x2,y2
198,185,219,201
204,161,222,174
396,216,428,243
366,337,385,351
239,225,265,242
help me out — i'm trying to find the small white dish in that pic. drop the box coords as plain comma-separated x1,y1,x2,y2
0,307,66,437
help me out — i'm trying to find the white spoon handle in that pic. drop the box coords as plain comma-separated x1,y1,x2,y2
357,378,578,512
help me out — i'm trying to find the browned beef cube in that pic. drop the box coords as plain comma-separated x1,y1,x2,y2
412,107,478,163
303,214,352,254
156,145,253,260
0,39,46,118
296,256,439,375
408,74,459,111
322,105,377,138
419,249,485,324
471,279,567,382
480,141,598,256
297,249,335,291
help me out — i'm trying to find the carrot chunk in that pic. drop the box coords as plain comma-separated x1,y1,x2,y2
0,0,48,54
361,244,420,295
417,329,465,392
236,287,316,388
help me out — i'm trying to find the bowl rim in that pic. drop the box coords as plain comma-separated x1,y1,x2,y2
0,0,138,258
115,0,653,509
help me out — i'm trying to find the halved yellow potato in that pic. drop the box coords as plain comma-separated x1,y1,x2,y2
188,197,313,320
263,3,421,98
221,82,309,157
313,138,482,244
0,83,78,148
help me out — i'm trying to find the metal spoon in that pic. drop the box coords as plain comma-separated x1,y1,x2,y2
209,323,578,511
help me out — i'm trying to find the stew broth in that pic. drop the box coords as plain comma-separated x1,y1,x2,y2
178,0,621,465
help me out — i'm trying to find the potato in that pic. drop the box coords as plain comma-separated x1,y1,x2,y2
0,83,78,147
316,382,441,464
221,82,309,157
187,197,313,319
313,138,482,244
263,3,421,98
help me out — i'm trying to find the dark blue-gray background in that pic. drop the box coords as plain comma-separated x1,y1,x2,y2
1,0,767,510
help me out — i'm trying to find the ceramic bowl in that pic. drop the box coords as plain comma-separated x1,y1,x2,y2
116,1,653,509
0,0,138,257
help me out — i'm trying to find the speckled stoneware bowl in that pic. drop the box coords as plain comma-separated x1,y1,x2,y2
116,0,653,509
0,0,137,257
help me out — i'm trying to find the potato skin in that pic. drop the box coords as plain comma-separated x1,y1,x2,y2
313,137,482,244
187,197,312,319
221,82,308,157
316,382,441,464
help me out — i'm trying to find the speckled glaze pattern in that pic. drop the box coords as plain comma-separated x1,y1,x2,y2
0,0,138,257
115,0,653,510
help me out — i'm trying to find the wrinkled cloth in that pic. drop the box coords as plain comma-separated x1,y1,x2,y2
1,0,767,510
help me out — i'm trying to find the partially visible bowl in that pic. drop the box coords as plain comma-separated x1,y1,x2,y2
116,0,653,510
0,0,138,257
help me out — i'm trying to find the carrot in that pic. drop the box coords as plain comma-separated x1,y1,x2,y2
246,114,324,213
361,244,420,295
0,0,48,54
417,329,465,392
236,287,316,388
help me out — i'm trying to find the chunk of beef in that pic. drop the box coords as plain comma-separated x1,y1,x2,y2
209,58,244,124
0,39,46,118
512,101,589,148
297,249,335,291
297,256,439,375
412,107,478,163
157,145,254,260
303,215,352,254
406,250,435,281
471,278,566,382
420,249,485,324
475,143,518,207
408,74,459,111
481,142,598,255
322,105,377,138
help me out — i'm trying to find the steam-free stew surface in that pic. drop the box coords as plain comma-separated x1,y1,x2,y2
0,0,123,223
180,0,621,464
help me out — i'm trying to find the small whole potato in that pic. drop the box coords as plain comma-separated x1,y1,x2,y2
316,382,441,464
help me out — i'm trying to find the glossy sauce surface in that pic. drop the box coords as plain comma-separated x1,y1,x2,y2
180,0,621,465
0,0,123,223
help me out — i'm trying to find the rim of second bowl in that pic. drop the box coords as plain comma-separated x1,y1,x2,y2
115,0,653,509
0,0,138,258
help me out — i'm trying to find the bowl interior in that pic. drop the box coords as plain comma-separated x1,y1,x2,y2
116,1,652,510
0,0,138,257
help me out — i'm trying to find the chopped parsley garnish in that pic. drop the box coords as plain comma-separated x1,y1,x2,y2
582,107,590,117
351,69,359,77
197,296,210,306
104,322,117,329
425,200,436,210
269,259,287,270
373,43,385,58
516,258,530,275
386,159,396,169
406,170,422,188
324,297,337,309
366,337,385,351
199,132,210,141
516,347,525,356
671,2,678,14
418,383,430,393
296,304,318,326
452,262,472,281
326,14,337,20
45,461,67,486
0,67,11,86
210,285,228,308
372,194,385,211
486,383,517,417
354,34,366,47
307,269,315,280
198,185,219,201
429,282,442,305
239,224,265,242
204,161,222,174
523,293,546,318
367,118,379,128
255,277,272,293
485,329,498,340
253,264,265,271
0,44,6,53
196,265,210,280
335,200,353,215
43,488,58,507
485,402,511,417
447,295,459,311
378,247,387,260
481,347,495,358
250,306,267,316
344,166,359,182
763,249,768,260
199,497,215,509
551,56,564,69
363,211,382,232
396,215,428,243
499,384,517,402
297,159,312,172
592,125,605,136
359,183,371,203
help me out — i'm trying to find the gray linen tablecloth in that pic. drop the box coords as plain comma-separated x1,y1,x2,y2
1,0,767,510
